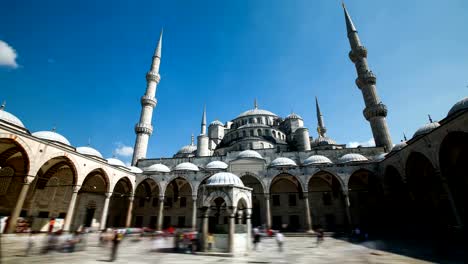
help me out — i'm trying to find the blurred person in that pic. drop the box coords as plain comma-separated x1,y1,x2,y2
24,231,36,256
316,228,324,247
253,227,261,251
110,231,123,261
48,218,55,233
207,233,214,251
275,231,284,252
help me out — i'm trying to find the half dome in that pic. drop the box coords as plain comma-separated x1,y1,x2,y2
237,150,263,159
270,157,297,167
339,153,368,163
303,155,332,166
145,163,170,173
413,122,440,138
0,109,25,128
206,172,244,187
128,166,143,173
174,162,199,172
107,158,126,167
77,146,103,158
32,131,71,145
205,161,228,170
447,97,468,117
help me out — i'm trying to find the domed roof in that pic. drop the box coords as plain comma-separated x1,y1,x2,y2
285,113,302,120
270,157,297,167
447,97,468,116
236,108,277,119
32,130,71,145
413,122,440,138
209,120,224,126
145,163,170,173
174,162,199,172
339,153,368,163
205,161,228,170
238,123,269,129
206,172,244,187
391,141,407,152
237,150,263,159
128,166,143,173
107,158,126,167
303,155,332,166
76,146,103,158
177,144,197,155
312,136,336,146
0,107,25,128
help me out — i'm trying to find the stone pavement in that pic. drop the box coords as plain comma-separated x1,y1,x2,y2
0,234,454,264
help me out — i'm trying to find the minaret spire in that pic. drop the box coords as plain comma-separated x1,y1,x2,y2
315,96,327,137
254,98,258,109
343,4,393,151
200,105,207,135
132,29,163,166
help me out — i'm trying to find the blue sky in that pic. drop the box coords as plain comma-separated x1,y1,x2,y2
1,0,467,164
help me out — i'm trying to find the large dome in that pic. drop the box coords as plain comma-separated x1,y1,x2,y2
413,122,440,138
145,163,170,173
447,97,468,117
205,160,228,170
237,150,263,159
339,153,368,163
77,146,103,158
107,158,126,167
270,157,297,167
0,108,25,128
33,131,71,145
236,108,277,119
174,162,199,172
206,172,244,187
303,155,332,166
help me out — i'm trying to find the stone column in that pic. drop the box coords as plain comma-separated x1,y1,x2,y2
202,208,209,251
246,209,252,251
63,185,80,232
237,210,244,224
264,194,272,229
6,181,31,233
343,191,352,229
228,209,236,253
125,196,134,227
191,195,197,230
439,173,462,227
303,193,313,233
157,196,164,231
99,192,112,230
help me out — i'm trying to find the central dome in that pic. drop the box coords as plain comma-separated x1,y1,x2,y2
206,172,244,187
236,108,277,119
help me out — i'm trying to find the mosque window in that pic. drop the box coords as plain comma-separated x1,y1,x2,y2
257,129,262,136
272,195,280,206
249,118,254,123
288,194,297,206
272,131,276,137
257,117,262,123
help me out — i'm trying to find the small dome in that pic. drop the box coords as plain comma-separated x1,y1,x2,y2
210,120,224,126
77,146,103,158
303,155,332,166
206,172,244,187
270,157,297,167
413,122,440,138
128,166,143,173
374,153,388,161
447,97,468,116
237,150,263,159
0,108,25,128
174,162,199,172
391,141,407,152
107,158,126,167
285,113,302,120
33,131,71,145
339,153,368,163
205,161,228,170
145,163,170,173
236,108,277,119
312,136,336,146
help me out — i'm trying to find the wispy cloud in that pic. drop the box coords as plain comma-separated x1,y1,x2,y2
114,142,133,157
0,40,19,68
347,138,375,148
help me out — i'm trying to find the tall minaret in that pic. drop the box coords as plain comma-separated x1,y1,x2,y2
343,4,393,151
132,30,163,165
196,105,210,157
315,96,327,137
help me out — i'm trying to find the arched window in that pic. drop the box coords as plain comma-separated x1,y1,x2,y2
258,129,262,136
272,131,276,137
257,117,262,124
249,118,254,124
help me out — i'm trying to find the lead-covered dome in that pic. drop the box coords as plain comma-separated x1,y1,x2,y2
236,108,277,119
206,172,244,187
0,108,25,128
107,158,126,167
210,120,224,127
205,161,228,170
303,155,332,166
128,166,143,173
339,153,368,163
237,150,263,159
413,122,440,138
270,157,297,167
77,146,103,158
177,144,197,155
391,141,407,152
447,97,468,117
285,113,302,120
174,162,199,172
33,131,71,145
312,136,336,146
145,163,170,173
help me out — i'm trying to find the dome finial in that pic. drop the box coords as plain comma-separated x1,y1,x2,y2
0,100,5,110
87,137,91,146
403,132,407,141
254,98,258,109
51,126,56,132
428,114,433,123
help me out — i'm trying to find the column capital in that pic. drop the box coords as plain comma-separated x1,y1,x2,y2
128,195,135,202
105,192,113,198
72,185,81,193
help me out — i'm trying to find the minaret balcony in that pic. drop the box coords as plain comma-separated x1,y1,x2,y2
146,71,161,82
355,71,377,89
363,103,388,120
348,45,367,62
135,123,153,135
141,96,157,107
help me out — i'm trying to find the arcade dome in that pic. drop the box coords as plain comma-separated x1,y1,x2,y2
339,153,368,163
77,146,103,158
447,97,468,117
107,158,126,167
303,155,332,166
145,163,170,173
237,150,263,159
206,172,244,187
0,108,25,128
270,157,297,167
413,122,440,138
174,162,199,172
205,160,228,170
33,131,71,146
128,166,143,173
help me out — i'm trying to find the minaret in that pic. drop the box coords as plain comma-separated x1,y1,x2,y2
343,4,393,151
315,96,327,137
196,105,210,157
132,30,163,165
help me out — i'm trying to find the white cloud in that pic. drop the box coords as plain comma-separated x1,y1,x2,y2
347,138,375,148
0,40,19,68
114,143,133,157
